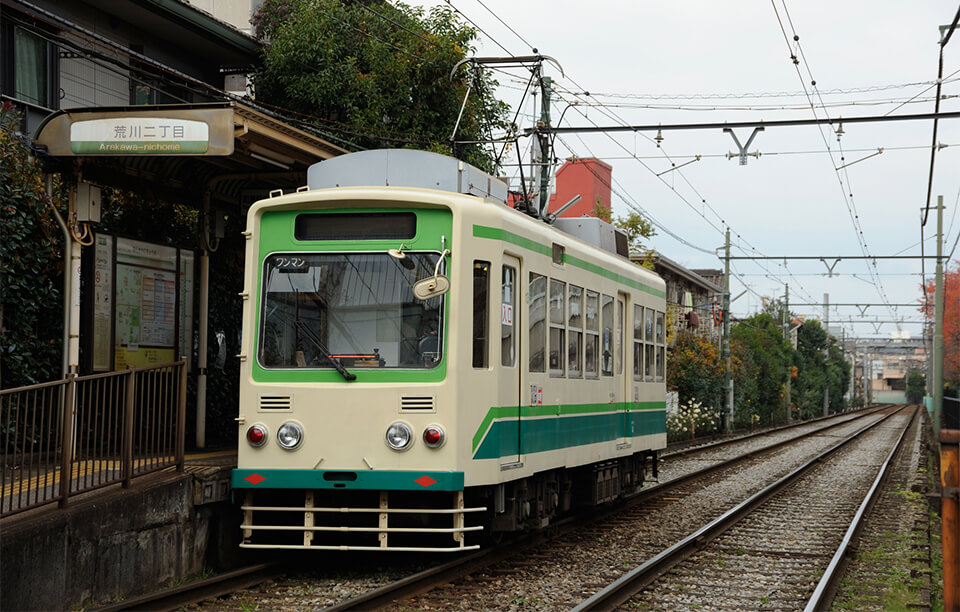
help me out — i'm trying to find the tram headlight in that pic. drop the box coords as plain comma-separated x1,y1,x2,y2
246,424,268,447
423,425,445,448
277,422,303,450
385,422,413,451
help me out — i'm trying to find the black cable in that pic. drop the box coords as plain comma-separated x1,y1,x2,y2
347,0,436,46
472,0,537,53
443,0,513,55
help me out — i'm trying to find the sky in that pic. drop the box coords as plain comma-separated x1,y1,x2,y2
410,0,960,340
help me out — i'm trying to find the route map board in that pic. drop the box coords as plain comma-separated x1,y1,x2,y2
91,234,194,371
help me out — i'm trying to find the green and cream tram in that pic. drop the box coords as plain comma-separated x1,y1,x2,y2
232,149,667,551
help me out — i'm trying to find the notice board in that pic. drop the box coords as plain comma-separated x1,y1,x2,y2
91,234,194,371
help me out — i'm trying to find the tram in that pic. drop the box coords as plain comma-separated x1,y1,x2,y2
231,149,667,551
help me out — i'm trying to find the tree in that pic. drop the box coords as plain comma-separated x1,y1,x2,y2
252,0,509,172
666,329,727,416
792,319,850,418
920,260,960,389
905,370,926,404
0,104,64,388
730,312,793,426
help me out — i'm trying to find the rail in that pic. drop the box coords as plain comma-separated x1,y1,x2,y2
571,406,906,611
1,360,187,518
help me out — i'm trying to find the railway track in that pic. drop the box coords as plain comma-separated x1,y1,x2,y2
106,405,915,610
577,406,917,610
319,406,901,610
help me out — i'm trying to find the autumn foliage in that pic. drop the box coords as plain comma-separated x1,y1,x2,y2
920,260,960,387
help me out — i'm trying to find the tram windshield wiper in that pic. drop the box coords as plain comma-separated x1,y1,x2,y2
293,296,356,381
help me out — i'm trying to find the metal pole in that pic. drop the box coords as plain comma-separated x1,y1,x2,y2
196,192,211,449
67,181,81,374
823,293,830,417
934,196,944,429
176,358,187,473
537,76,552,217
784,283,792,422
47,175,72,379
122,367,135,488
58,374,76,509
723,228,732,432
196,249,209,449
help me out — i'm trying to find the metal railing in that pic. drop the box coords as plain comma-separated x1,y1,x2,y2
1,360,186,518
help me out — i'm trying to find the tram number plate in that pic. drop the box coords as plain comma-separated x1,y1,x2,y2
501,304,513,326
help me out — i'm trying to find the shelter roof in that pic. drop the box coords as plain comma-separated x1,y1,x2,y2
33,101,349,207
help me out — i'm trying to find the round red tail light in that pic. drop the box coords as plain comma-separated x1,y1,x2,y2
423,425,445,448
246,424,267,447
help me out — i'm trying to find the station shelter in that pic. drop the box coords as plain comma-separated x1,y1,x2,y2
3,0,348,447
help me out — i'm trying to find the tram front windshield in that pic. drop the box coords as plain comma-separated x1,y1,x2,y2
258,252,444,370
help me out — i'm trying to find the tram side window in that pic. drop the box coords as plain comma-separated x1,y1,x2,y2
472,261,490,368
601,294,614,376
529,273,546,372
633,304,643,381
568,285,583,377
616,298,624,375
549,279,566,377
585,291,599,377
644,307,655,380
501,265,516,367
656,310,666,381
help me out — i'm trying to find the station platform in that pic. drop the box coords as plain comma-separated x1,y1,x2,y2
1,448,242,612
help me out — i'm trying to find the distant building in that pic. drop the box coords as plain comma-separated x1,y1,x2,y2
637,254,723,341
546,158,612,219
691,269,724,290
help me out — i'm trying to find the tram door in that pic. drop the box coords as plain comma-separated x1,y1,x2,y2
618,293,631,446
499,256,521,465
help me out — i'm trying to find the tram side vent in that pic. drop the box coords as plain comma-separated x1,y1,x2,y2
400,395,435,411
259,395,293,411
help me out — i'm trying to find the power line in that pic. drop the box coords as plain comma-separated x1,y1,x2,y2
770,0,897,322
550,96,949,113
584,78,960,101
470,0,537,53
523,110,960,135
443,0,512,55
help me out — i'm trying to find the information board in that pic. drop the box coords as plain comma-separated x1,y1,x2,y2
90,234,194,371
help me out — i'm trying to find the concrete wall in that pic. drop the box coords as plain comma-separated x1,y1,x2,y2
874,390,908,404
0,468,239,611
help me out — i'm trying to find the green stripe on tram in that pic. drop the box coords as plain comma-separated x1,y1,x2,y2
471,401,666,459
472,224,666,298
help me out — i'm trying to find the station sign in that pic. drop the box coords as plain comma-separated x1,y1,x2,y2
34,106,235,156
70,118,209,154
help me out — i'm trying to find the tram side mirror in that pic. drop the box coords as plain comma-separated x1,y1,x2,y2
413,248,451,300
413,275,450,300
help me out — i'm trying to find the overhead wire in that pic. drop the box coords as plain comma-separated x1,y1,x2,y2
918,4,960,317
545,80,819,304
771,0,899,321
585,78,960,101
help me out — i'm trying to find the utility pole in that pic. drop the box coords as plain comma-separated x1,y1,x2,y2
723,228,732,432
934,195,944,428
823,293,830,417
843,328,850,410
537,75,552,218
784,283,791,422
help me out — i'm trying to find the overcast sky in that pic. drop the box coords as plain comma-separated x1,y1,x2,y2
411,0,960,339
